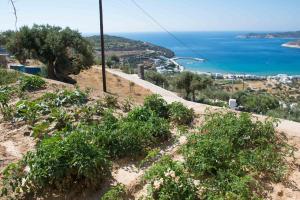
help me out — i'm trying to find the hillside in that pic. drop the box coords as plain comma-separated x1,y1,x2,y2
238,31,300,39
0,68,299,199
86,35,175,58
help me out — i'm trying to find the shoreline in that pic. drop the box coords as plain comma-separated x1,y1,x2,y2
166,57,300,79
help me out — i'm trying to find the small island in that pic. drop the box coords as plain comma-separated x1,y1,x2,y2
282,40,300,49
237,31,300,39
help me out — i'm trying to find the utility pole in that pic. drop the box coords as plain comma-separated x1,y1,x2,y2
99,0,107,92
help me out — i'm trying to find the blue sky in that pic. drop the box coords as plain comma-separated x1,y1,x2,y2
1,0,300,33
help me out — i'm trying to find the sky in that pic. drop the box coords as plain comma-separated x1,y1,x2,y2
1,0,300,34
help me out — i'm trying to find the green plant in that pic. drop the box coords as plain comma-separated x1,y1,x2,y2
168,102,195,125
5,25,94,82
139,148,160,168
19,75,46,91
100,184,127,200
0,69,21,85
234,91,280,114
41,89,88,107
15,100,42,125
1,132,112,197
144,94,169,118
121,97,133,112
144,156,199,200
32,121,50,139
49,108,74,130
174,71,213,101
103,95,119,108
145,70,169,88
183,112,291,199
0,86,15,121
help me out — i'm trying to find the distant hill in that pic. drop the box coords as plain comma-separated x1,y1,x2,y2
86,35,175,58
237,31,300,39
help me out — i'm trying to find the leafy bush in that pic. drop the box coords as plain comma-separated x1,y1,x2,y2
121,97,133,112
234,91,280,114
15,100,42,125
103,95,119,108
0,69,21,85
144,156,199,200
145,70,169,88
41,89,88,107
0,86,15,121
168,102,195,125
100,184,127,200
1,132,111,197
144,94,169,118
183,112,290,199
19,75,46,91
93,109,170,158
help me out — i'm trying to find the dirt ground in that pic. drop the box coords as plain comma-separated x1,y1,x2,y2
71,66,152,104
269,136,300,200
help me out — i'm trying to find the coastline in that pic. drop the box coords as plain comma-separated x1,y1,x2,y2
166,57,300,79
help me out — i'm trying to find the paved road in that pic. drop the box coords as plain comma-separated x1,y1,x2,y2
107,69,300,137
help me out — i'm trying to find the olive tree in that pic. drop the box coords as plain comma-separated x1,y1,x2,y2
175,71,213,101
5,25,94,83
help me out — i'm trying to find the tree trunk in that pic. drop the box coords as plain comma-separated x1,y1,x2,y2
192,91,196,102
47,63,57,79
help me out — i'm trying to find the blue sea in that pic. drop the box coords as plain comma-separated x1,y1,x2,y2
116,32,300,76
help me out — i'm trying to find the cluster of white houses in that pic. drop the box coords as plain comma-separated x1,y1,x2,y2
154,57,300,84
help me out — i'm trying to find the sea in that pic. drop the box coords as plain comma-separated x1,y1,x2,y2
115,32,300,76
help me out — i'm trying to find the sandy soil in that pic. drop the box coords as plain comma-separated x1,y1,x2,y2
0,81,73,173
71,66,152,104
268,136,300,200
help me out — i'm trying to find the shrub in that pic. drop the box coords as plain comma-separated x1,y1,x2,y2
145,70,169,88
144,156,199,200
103,95,119,108
183,112,290,199
1,132,112,197
121,97,133,112
100,184,127,200
144,94,169,118
234,91,280,114
91,107,170,158
15,100,42,125
0,69,21,85
0,86,15,121
168,102,195,125
41,89,88,107
19,75,46,91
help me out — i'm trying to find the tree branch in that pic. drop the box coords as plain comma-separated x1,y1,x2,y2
9,0,18,31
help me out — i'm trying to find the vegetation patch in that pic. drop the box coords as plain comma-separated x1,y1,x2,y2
19,75,46,92
0,69,21,85
183,112,291,199
100,184,128,200
144,156,199,200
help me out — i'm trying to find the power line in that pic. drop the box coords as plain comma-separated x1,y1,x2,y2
130,0,204,59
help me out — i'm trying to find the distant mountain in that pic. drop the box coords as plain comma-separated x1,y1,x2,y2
237,31,300,39
86,35,175,58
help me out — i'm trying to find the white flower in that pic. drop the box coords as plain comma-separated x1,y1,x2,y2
193,180,200,187
153,178,164,190
164,169,176,178
21,178,27,187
